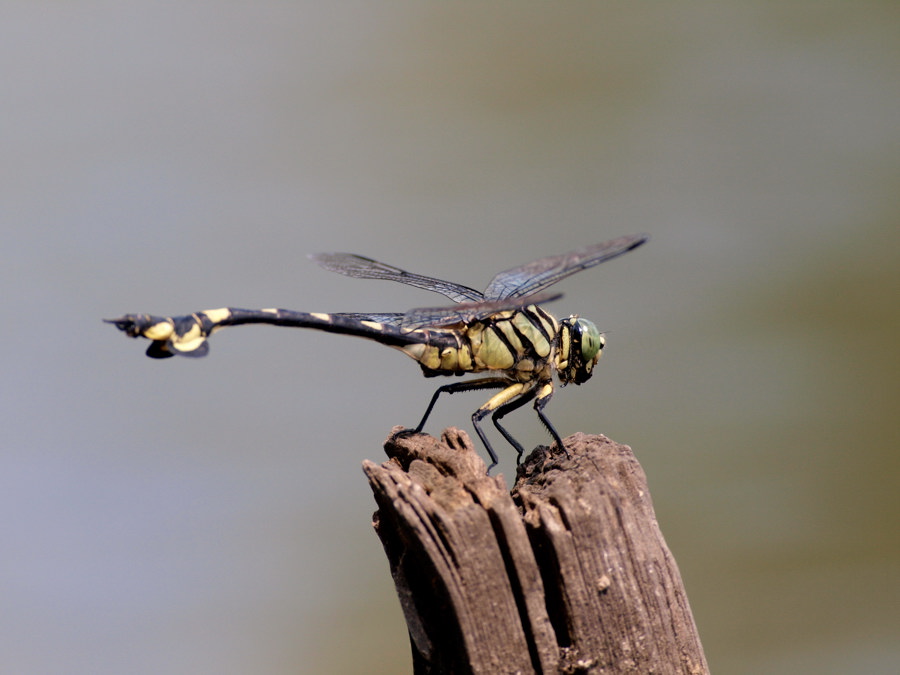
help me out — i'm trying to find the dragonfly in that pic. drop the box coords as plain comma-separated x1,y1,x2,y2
106,234,647,471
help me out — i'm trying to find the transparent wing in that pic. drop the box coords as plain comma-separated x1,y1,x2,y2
328,312,406,327
400,292,562,332
310,252,484,303
483,234,648,300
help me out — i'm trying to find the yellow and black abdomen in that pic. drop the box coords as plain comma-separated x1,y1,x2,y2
107,305,561,384
106,308,441,360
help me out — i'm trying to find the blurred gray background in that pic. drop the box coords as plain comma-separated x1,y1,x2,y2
3,2,898,673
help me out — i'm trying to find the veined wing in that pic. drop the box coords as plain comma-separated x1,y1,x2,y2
483,234,648,300
327,312,406,327
400,292,562,332
310,252,484,303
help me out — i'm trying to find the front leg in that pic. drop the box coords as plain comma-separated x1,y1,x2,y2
533,381,568,457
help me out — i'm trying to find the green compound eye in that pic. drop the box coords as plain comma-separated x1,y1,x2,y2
576,318,604,362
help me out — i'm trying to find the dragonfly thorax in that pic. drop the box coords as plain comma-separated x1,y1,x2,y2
392,305,565,384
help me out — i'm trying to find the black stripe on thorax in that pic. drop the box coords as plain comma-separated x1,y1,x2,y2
485,308,554,360
522,305,556,343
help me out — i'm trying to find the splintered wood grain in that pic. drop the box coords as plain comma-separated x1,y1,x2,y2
364,428,708,675
514,434,708,674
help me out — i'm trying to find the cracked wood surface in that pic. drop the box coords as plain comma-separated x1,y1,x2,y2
363,428,708,675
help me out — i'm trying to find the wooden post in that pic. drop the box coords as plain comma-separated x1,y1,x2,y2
363,428,709,675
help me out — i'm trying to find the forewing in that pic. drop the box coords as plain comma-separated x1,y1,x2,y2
482,234,648,299
400,292,562,332
310,252,484,303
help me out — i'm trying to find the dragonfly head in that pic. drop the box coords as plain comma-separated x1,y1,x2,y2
558,317,604,385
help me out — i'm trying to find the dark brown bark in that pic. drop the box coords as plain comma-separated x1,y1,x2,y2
363,428,708,675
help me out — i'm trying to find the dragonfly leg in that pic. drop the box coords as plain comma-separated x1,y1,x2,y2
414,378,510,433
471,382,535,473
489,388,539,464
533,382,568,457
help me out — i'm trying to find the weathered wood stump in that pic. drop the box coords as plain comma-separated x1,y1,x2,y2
363,427,708,675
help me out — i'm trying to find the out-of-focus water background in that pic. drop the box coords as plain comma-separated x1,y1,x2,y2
3,3,898,673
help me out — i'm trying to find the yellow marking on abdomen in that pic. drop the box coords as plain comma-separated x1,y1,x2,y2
173,335,206,353
401,343,426,361
172,322,205,352
202,308,232,323
361,321,383,331
456,345,473,371
419,345,442,370
310,312,331,322
144,320,174,341
439,347,460,371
